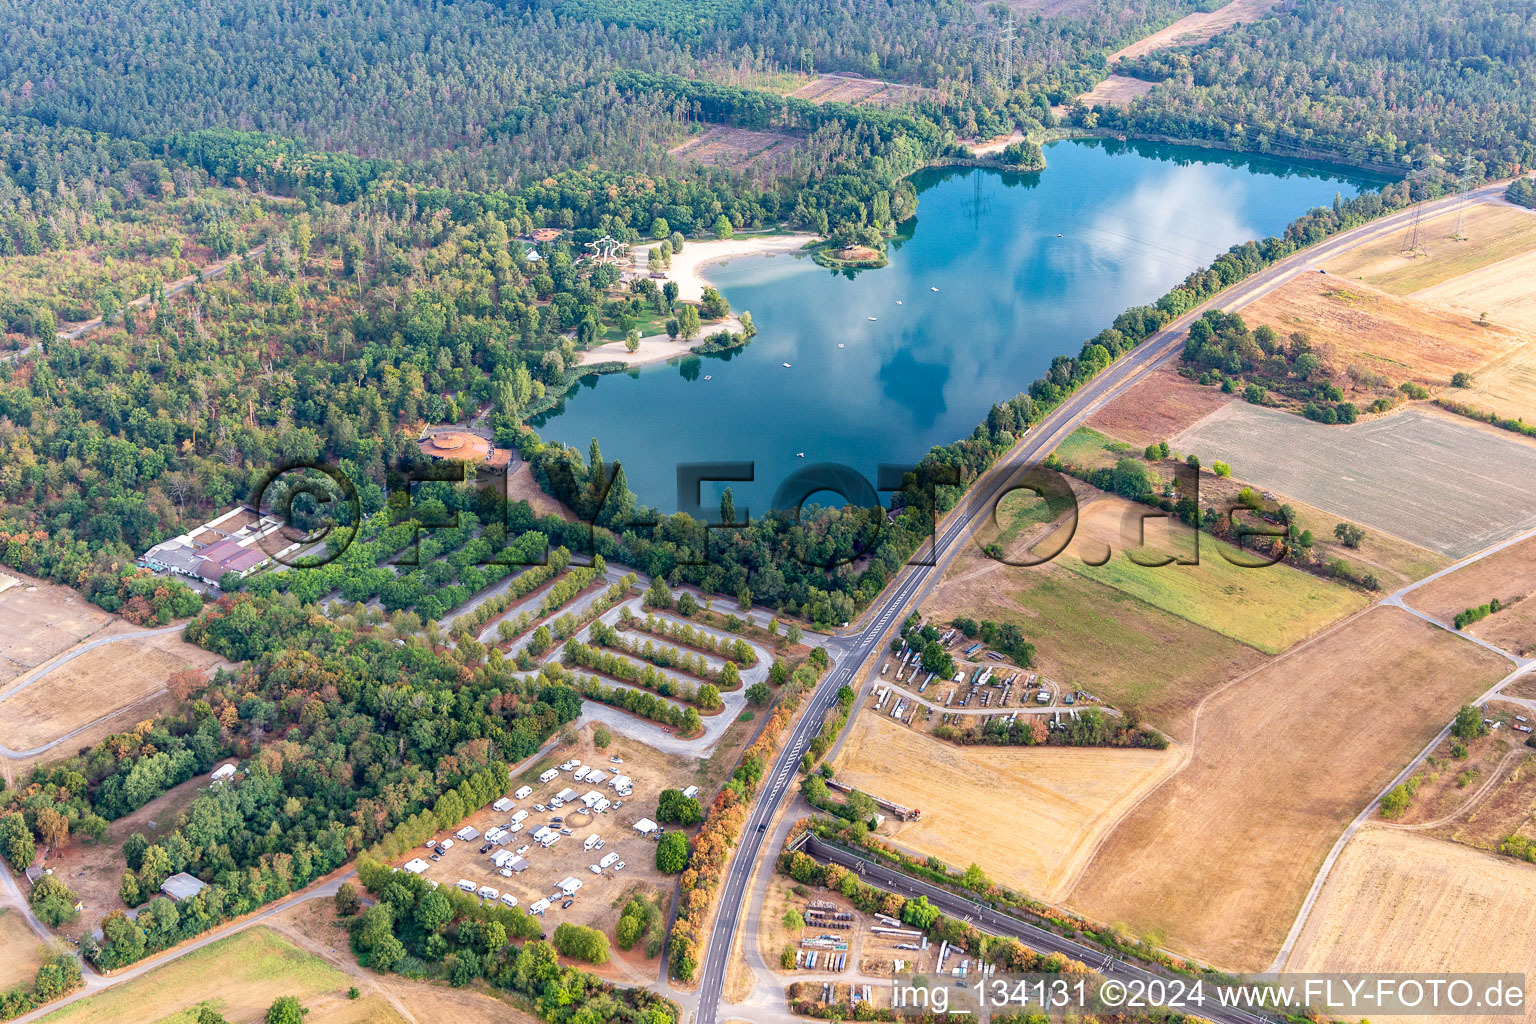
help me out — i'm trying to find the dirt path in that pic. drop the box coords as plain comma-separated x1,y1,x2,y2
1377,745,1530,833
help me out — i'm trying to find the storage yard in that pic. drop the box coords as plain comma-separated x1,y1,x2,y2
833,711,1178,901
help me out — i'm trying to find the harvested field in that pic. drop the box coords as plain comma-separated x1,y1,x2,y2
1287,827,1536,1023
1413,245,1536,329
1406,536,1536,624
1087,367,1233,447
1175,404,1536,558
36,926,398,1024
1068,606,1511,971
0,907,47,991
1322,202,1536,295
1059,493,1368,655
1069,74,1155,109
1239,272,1521,389
924,541,1266,740
1109,0,1281,61
668,125,798,172
0,572,117,687
1451,339,1536,425
833,711,1179,901
0,633,223,753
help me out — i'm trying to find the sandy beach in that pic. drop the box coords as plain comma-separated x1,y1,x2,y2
661,232,818,301
575,232,817,370
575,315,748,370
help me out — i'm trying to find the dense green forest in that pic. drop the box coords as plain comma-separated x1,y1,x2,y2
1097,0,1536,173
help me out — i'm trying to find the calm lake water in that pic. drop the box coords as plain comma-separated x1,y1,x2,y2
532,138,1384,515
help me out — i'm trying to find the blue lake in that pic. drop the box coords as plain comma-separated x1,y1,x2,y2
531,138,1384,515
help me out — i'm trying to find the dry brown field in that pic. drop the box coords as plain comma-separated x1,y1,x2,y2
1413,245,1536,329
1451,338,1536,424
1067,606,1510,971
1287,827,1536,1024
833,711,1179,901
1380,718,1523,830
1087,366,1233,447
1430,744,1536,853
668,126,798,173
1109,0,1281,61
1070,75,1156,109
0,907,48,991
1406,536,1536,624
0,572,118,687
1322,203,1536,295
924,540,1266,741
1239,273,1521,389
0,633,223,753
1468,596,1536,657
787,74,937,107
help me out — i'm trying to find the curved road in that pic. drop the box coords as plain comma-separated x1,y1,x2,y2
694,179,1521,1024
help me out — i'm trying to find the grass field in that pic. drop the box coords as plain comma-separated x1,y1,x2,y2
1322,203,1536,295
1430,744,1536,853
0,908,47,992
1238,273,1521,389
667,125,798,173
923,544,1266,741
0,634,223,751
1087,367,1234,448
1406,536,1536,624
1175,404,1536,558
833,712,1179,901
1068,606,1511,971
38,926,389,1024
1287,827,1536,1024
1059,495,1368,655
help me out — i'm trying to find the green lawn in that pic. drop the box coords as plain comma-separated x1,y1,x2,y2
599,308,672,342
1051,426,1132,472
1061,534,1368,655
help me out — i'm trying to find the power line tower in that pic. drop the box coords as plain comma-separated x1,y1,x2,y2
1453,155,1480,240
1401,204,1424,256
998,8,1015,91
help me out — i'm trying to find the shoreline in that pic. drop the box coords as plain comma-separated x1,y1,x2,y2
575,315,747,371
663,232,818,302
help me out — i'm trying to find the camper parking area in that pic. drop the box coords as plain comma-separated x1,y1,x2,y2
399,744,685,936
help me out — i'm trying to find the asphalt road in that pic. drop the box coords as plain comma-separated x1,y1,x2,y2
801,835,1274,1024
693,179,1519,1024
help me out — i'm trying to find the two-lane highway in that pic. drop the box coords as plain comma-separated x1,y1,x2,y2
691,179,1520,1024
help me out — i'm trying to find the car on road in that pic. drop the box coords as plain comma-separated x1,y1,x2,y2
758,823,767,833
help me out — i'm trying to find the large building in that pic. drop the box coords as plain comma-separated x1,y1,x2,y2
139,505,297,587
